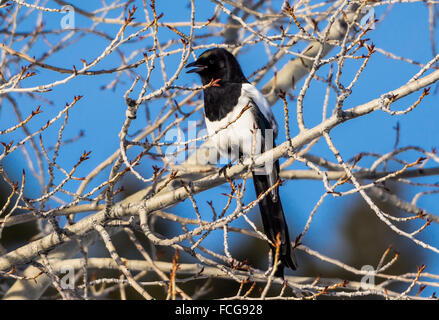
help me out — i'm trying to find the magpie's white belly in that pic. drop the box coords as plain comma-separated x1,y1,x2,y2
205,97,261,163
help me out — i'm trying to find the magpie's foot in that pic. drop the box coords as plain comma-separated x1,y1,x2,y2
219,162,233,177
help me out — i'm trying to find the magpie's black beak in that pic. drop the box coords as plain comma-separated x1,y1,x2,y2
185,60,207,74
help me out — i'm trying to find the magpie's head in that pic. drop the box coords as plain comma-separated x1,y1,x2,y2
185,48,247,85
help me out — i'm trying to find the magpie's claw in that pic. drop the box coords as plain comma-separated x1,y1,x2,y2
219,162,233,177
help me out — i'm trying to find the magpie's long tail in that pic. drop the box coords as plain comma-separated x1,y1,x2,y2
252,161,297,278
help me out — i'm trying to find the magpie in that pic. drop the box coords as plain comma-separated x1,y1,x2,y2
186,48,297,277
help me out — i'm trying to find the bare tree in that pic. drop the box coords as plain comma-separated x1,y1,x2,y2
0,0,438,300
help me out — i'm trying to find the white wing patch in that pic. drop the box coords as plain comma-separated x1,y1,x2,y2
242,83,278,137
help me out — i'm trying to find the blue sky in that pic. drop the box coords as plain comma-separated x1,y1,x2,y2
1,1,438,296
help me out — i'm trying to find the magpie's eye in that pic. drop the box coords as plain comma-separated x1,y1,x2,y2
208,59,215,65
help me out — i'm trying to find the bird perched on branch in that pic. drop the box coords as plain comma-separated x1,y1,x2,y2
186,48,297,277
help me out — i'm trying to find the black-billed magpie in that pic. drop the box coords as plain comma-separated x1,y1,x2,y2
186,48,297,277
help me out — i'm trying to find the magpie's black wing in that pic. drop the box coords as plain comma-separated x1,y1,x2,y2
249,100,279,201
